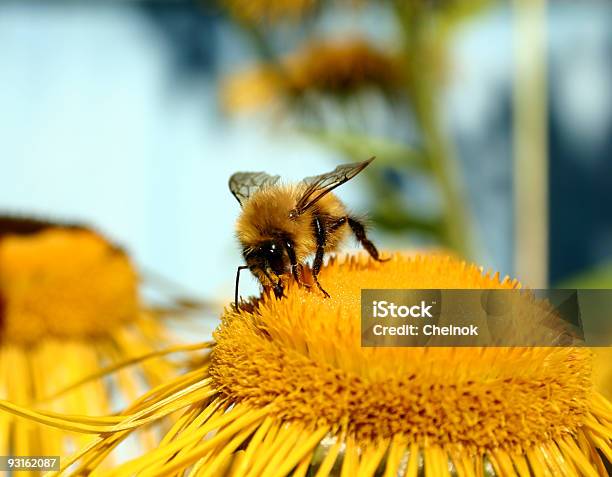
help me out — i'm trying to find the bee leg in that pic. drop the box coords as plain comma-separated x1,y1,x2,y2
262,269,285,299
273,281,284,299
328,216,347,232
291,263,312,289
297,264,311,288
234,265,249,310
282,237,308,288
312,216,331,298
347,217,389,262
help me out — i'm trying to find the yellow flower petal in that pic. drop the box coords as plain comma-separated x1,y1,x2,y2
0,216,204,463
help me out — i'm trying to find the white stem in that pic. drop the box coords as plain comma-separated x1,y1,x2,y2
513,0,549,287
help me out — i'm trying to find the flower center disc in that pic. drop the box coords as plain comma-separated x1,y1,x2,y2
211,254,593,454
0,217,139,344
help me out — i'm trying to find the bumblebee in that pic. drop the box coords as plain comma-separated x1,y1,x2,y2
230,157,386,306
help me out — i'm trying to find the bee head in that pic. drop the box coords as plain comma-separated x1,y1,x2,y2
243,240,287,280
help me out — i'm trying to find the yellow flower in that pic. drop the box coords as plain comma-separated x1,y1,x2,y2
0,216,206,463
22,253,610,476
0,221,137,343
223,39,405,112
223,0,317,23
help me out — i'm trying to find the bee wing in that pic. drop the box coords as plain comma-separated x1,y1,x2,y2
294,157,375,214
229,171,281,206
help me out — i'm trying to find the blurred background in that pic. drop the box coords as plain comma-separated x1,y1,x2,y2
0,0,610,302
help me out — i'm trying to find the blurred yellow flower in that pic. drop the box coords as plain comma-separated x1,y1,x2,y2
0,222,137,343
0,216,205,465
223,0,317,23
27,253,610,476
223,39,405,112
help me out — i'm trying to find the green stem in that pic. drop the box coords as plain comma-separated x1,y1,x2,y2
411,80,471,257
394,2,472,257
241,23,276,62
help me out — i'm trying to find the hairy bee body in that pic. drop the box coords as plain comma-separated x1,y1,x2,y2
236,184,348,284
229,158,385,305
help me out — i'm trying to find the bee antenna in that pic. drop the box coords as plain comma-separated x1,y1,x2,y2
235,265,249,310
